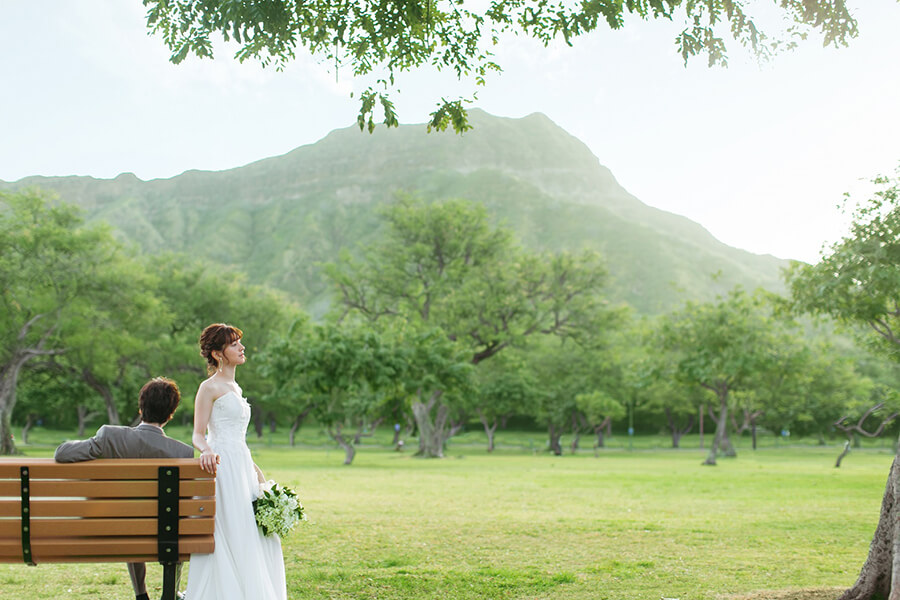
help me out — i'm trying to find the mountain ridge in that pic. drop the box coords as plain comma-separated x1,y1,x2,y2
2,109,788,314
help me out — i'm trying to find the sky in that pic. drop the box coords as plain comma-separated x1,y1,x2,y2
2,2,899,264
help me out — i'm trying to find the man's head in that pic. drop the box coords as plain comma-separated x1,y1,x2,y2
138,377,181,425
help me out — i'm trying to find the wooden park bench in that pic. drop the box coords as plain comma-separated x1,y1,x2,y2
0,458,215,600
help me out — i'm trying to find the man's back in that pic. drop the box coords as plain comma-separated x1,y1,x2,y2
55,423,193,462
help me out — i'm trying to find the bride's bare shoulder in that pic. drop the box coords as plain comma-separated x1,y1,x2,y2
197,377,228,400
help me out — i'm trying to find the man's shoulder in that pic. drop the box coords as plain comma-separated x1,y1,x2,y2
94,424,130,438
158,435,194,458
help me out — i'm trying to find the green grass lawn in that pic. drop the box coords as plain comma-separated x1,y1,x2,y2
1,432,893,599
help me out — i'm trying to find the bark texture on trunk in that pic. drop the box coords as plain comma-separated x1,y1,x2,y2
704,392,729,466
595,426,606,449
328,424,356,465
21,413,35,445
76,405,100,438
412,390,445,458
0,357,30,455
836,441,852,468
548,423,563,456
82,370,121,426
253,410,264,439
839,456,900,600
288,406,313,447
478,410,497,453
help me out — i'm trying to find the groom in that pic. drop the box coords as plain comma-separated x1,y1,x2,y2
55,377,193,600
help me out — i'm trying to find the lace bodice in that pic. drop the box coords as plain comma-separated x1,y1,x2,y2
207,391,251,447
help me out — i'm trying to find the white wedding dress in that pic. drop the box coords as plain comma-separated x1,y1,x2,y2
185,391,287,599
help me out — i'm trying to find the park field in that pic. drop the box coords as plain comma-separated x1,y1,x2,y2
0,437,894,600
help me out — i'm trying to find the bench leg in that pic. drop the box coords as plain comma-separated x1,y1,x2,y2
161,563,177,600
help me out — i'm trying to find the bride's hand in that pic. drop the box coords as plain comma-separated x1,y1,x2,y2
253,462,266,484
200,448,220,475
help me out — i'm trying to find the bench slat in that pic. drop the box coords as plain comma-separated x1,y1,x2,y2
0,498,214,518
0,479,215,498
0,517,214,538
0,459,209,480
0,553,195,564
0,536,214,562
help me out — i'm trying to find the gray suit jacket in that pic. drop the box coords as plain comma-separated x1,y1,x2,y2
55,423,194,462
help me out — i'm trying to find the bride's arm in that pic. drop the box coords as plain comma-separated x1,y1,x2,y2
193,385,220,474
253,462,266,484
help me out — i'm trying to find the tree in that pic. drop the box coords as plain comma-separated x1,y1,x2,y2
150,253,305,430
264,323,389,464
575,390,626,451
264,321,468,463
395,325,474,457
0,190,125,454
470,354,538,452
834,393,899,467
142,0,859,131
525,336,625,455
639,366,702,449
56,250,170,426
788,167,900,600
658,287,795,465
790,167,900,360
326,196,613,457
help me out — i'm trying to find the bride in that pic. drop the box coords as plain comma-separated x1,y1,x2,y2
185,323,287,599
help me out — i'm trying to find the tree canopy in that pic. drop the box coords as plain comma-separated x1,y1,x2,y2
141,0,859,131
789,167,900,360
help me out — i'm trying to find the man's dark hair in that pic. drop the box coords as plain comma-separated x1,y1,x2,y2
139,377,181,424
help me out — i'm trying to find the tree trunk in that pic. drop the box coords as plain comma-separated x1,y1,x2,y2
81,369,121,426
412,390,445,458
253,410,264,439
721,430,737,457
288,406,313,447
751,421,757,450
666,407,680,448
289,415,302,447
1,317,64,454
328,425,356,465
548,423,563,456
699,404,705,449
76,405,100,438
570,413,584,453
836,440,852,468
77,406,88,438
477,410,497,453
665,408,694,449
839,456,900,600
0,356,32,455
570,431,581,453
21,413,35,445
704,389,730,466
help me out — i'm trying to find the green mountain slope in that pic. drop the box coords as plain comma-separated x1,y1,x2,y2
3,109,788,314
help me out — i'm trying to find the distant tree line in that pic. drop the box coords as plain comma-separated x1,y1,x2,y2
3,186,899,466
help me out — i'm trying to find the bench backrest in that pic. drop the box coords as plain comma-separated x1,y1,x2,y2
0,458,215,564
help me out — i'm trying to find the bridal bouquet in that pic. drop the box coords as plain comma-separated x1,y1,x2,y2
253,480,307,538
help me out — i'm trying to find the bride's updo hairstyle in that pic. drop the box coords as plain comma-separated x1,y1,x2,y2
199,323,243,374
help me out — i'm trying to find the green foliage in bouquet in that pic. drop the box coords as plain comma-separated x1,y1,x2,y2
253,481,306,538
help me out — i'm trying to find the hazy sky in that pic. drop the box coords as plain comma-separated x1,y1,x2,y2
2,2,899,263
